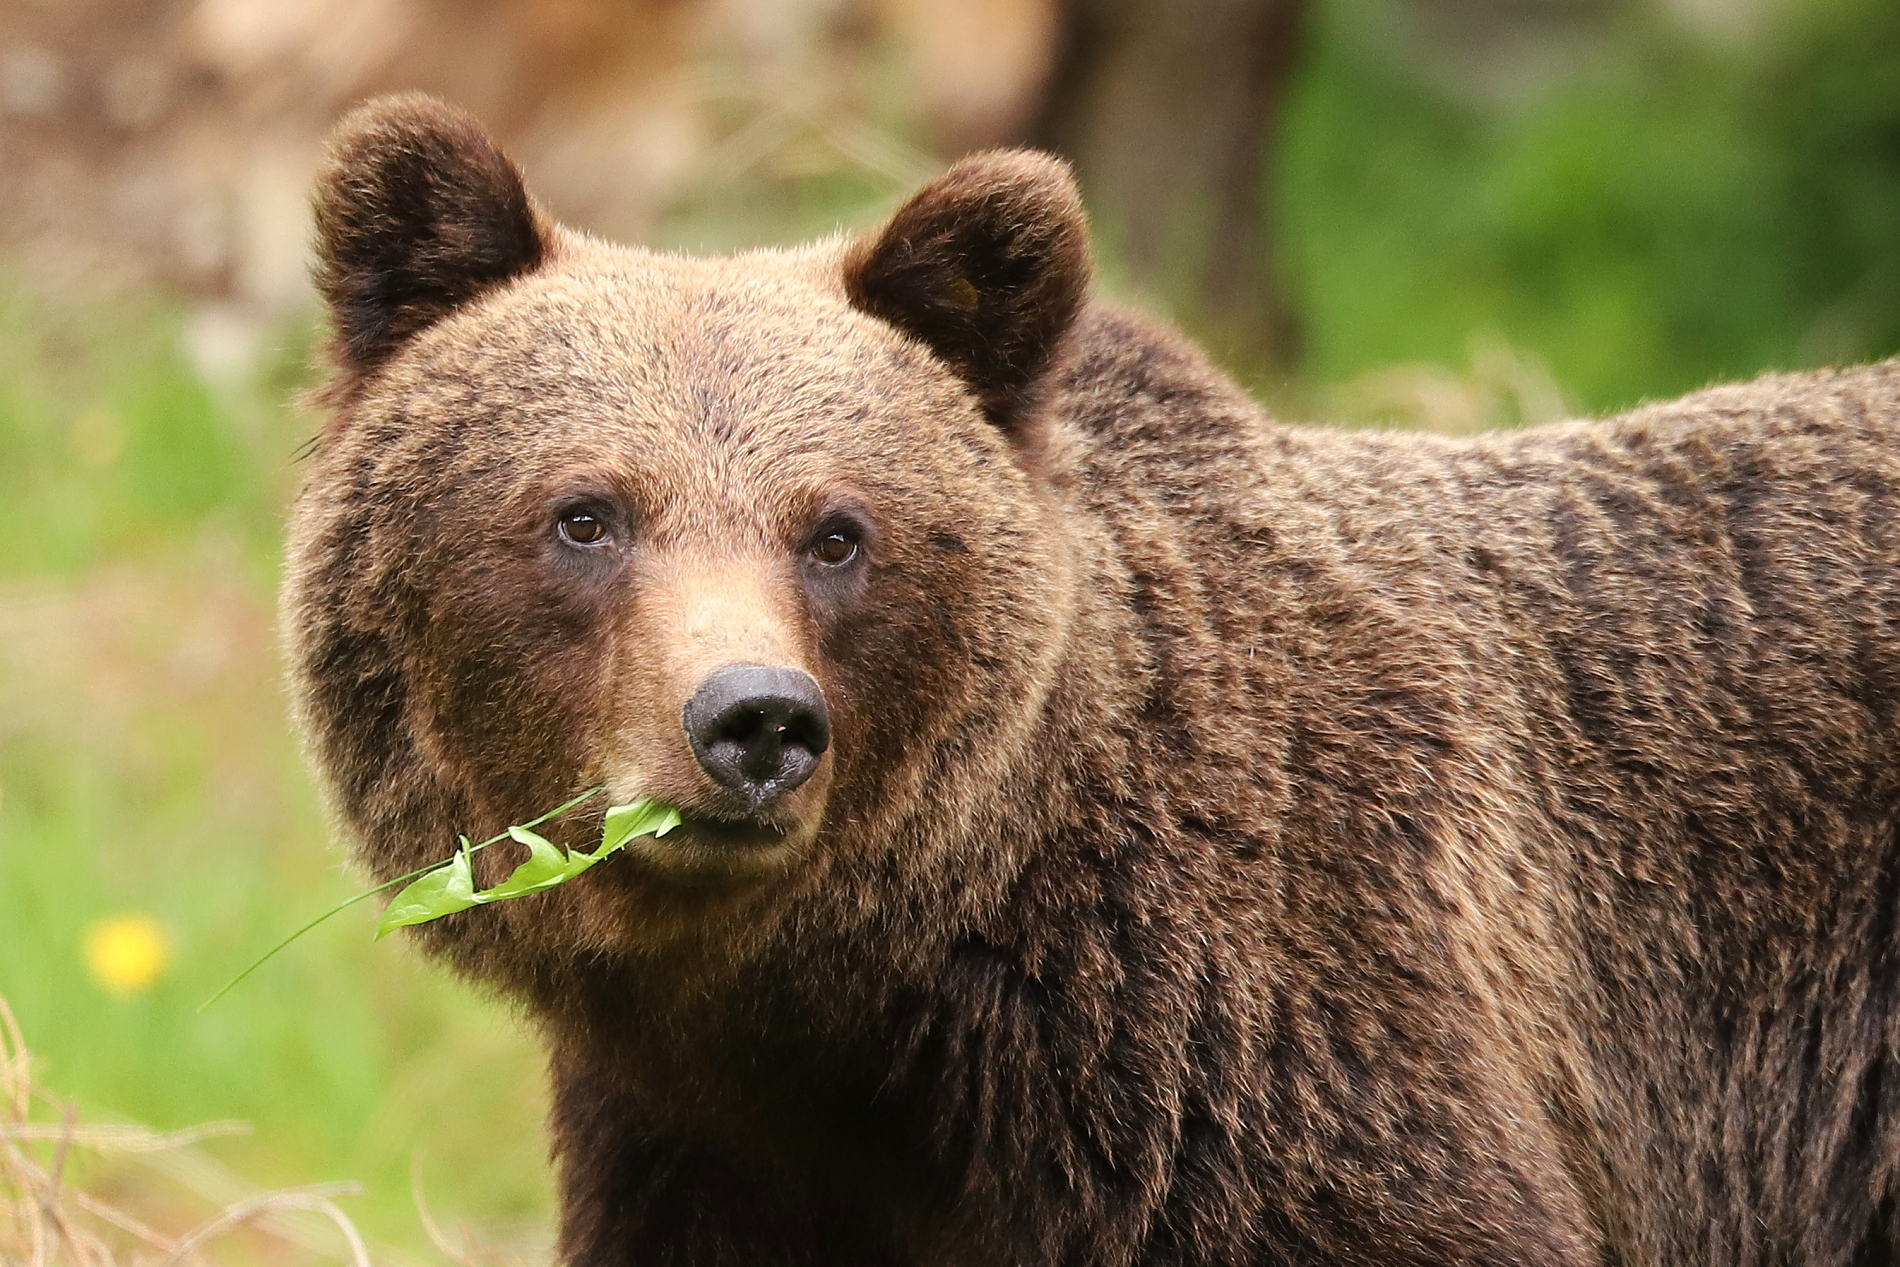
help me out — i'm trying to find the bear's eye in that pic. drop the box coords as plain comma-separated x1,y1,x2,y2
557,509,609,546
808,529,859,567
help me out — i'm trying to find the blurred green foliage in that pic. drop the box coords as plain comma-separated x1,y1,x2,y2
1282,0,1900,413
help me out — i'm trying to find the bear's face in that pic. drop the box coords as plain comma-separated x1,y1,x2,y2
287,96,1091,961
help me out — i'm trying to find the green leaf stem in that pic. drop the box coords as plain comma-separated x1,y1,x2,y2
372,795,681,938
200,787,679,1009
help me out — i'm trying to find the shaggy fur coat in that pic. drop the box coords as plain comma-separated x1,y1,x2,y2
286,95,1900,1266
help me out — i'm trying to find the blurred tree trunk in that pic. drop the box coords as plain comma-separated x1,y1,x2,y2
1029,0,1307,379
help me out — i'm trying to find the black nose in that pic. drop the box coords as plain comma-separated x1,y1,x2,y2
682,664,831,809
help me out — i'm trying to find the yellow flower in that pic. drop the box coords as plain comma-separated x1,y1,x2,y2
84,914,170,996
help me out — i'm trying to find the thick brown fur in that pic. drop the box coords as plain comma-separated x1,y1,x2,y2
312,94,548,381
843,150,1089,432
286,96,1900,1267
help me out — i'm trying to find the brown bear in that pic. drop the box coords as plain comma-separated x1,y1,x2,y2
285,93,1900,1267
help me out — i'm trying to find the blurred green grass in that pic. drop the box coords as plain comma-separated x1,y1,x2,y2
2,1,1898,1259
0,296,555,1261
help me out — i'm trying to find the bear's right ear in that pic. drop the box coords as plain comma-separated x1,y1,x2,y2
313,94,549,376
844,150,1090,433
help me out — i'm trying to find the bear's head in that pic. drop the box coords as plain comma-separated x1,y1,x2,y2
285,95,1095,976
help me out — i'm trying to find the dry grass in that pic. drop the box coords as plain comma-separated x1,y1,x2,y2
0,997,372,1267
1325,334,1573,434
0,530,556,1261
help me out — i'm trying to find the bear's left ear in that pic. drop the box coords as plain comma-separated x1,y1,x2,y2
844,150,1090,432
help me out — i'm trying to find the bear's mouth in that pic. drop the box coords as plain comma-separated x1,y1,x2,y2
675,810,795,852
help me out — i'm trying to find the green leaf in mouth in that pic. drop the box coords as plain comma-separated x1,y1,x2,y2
373,796,683,938
600,797,684,855
375,840,479,934
202,789,681,1008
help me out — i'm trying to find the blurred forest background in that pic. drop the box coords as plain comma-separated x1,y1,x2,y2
2,0,1898,1262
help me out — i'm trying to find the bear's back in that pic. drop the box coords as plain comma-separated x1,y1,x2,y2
1045,311,1900,1261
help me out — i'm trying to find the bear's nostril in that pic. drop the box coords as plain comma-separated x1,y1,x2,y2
709,709,820,785
683,665,831,811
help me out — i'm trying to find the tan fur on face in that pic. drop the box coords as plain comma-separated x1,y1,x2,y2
289,97,1900,1267
288,213,1074,963
597,543,835,875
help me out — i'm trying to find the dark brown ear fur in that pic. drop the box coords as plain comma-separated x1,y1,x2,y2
844,150,1090,431
313,94,548,377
